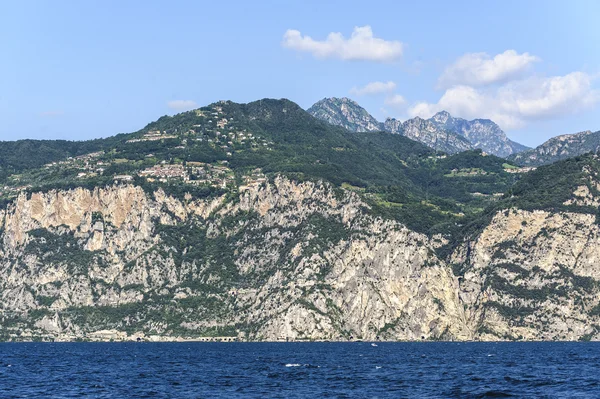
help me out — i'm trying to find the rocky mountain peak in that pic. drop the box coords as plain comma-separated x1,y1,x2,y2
557,130,593,141
307,97,382,133
383,117,403,134
508,130,599,166
426,111,528,158
431,111,451,124
401,116,473,154
307,99,528,157
335,97,359,105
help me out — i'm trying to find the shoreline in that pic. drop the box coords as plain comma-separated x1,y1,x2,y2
1,338,597,343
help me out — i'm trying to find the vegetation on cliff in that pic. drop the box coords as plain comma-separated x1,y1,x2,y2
3,98,600,342
0,99,519,234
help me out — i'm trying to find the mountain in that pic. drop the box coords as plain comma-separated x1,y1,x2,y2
429,111,529,158
447,153,600,340
2,97,600,342
386,116,473,154
0,99,517,233
306,97,382,132
308,97,470,153
0,135,131,182
307,98,529,157
508,130,600,166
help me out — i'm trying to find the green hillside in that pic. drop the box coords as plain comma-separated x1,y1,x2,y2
0,99,520,233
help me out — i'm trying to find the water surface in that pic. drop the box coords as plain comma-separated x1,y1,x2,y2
1,342,599,398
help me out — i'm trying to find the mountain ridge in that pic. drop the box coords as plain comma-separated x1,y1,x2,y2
508,129,600,166
429,111,529,157
307,97,529,157
394,115,473,154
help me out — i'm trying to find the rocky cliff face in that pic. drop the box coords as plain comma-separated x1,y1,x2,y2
400,117,473,154
0,178,471,342
430,111,528,158
383,117,403,134
452,207,600,341
3,171,600,342
307,98,383,132
509,130,600,166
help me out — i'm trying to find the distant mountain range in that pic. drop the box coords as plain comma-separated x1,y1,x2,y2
428,110,529,157
387,115,473,154
508,130,600,166
307,97,528,157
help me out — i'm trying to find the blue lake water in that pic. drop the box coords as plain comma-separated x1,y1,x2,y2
1,342,599,398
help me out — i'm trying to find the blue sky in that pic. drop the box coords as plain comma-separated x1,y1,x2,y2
1,0,598,147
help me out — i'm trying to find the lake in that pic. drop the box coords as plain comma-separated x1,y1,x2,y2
1,342,599,398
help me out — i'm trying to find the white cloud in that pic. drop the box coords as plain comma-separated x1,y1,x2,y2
350,81,396,96
409,86,486,121
409,72,599,130
282,26,403,62
438,50,540,89
167,100,198,111
384,94,407,109
499,72,598,119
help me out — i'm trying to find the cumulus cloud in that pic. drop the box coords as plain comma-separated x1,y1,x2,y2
499,72,598,119
384,94,407,109
438,50,540,89
409,72,599,130
282,26,403,62
167,100,198,111
350,81,396,96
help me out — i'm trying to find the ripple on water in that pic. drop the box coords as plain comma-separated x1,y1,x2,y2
0,342,599,398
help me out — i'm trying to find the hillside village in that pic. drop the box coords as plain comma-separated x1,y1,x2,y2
0,103,280,203
0,110,530,205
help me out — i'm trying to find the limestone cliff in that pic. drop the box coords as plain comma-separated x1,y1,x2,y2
451,200,600,340
0,178,470,341
3,173,600,342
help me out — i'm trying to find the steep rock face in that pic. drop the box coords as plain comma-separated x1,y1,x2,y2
3,186,154,252
401,117,473,154
509,130,600,166
430,111,528,158
0,178,470,341
383,117,403,134
1,186,222,254
4,173,600,342
452,208,600,341
307,98,382,132
385,114,479,154
249,218,471,341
